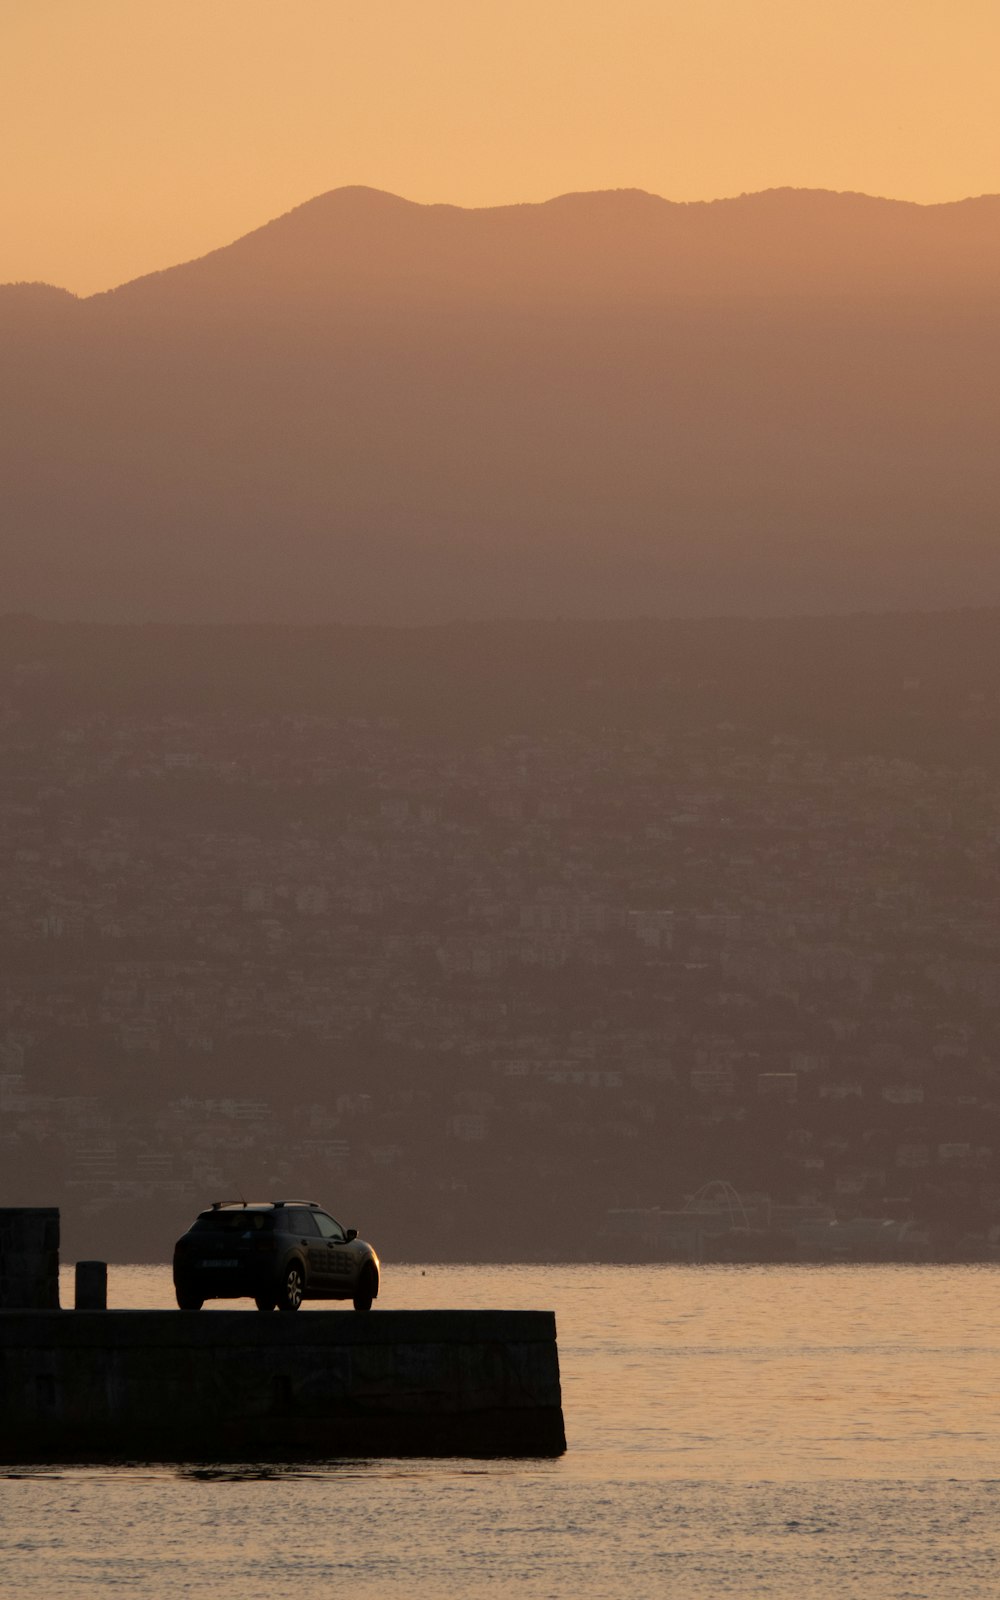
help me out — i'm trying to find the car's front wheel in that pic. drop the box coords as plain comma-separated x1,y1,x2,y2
176,1289,203,1311
254,1293,276,1312
353,1265,377,1312
278,1261,305,1312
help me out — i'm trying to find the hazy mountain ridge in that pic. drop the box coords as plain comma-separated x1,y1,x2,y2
9,185,1000,304
4,186,1000,622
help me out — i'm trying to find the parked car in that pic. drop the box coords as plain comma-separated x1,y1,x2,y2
172,1200,380,1312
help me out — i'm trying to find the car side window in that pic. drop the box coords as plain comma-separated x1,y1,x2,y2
289,1208,320,1236
314,1212,345,1242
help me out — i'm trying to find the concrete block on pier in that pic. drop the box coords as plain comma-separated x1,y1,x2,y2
0,1309,566,1461
0,1209,60,1310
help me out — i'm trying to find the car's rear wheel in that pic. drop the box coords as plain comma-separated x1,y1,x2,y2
353,1266,377,1312
254,1293,276,1312
278,1262,305,1312
176,1290,203,1311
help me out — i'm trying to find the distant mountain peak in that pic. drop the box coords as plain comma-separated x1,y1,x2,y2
90,182,1000,307
0,280,78,301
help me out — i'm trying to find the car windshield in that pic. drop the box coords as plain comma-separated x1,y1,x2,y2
192,1211,276,1232
314,1212,346,1240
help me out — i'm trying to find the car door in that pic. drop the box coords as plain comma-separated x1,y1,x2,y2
287,1207,328,1290
314,1211,357,1291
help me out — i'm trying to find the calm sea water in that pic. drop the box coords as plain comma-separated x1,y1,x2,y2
3,1264,1000,1597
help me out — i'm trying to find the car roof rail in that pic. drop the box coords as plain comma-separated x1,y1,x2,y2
271,1199,320,1208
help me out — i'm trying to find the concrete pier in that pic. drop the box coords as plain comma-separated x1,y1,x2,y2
0,1309,566,1461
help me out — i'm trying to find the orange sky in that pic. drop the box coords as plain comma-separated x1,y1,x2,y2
3,0,999,296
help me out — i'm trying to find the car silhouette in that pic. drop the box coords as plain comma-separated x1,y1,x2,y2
172,1199,380,1312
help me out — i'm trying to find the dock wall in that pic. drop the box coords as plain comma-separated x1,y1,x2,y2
0,1309,565,1461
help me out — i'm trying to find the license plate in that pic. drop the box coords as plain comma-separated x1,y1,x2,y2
201,1258,238,1268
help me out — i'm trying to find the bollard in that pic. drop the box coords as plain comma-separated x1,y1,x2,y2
74,1261,107,1311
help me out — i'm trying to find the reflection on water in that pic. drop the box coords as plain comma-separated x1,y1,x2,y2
173,1463,497,1484
6,1263,1000,1598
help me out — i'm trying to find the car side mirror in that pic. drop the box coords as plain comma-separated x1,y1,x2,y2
345,1228,358,1243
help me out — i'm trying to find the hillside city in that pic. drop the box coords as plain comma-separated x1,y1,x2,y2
3,615,1000,1262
